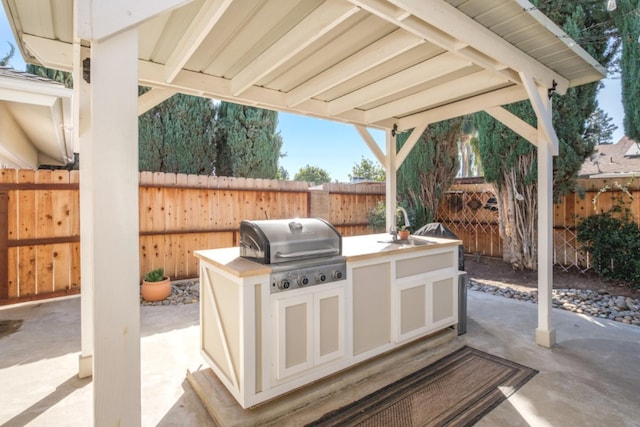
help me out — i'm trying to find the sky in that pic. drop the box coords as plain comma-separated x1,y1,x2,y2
0,8,625,183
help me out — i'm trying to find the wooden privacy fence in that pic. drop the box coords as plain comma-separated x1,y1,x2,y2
437,177,640,271
0,169,384,304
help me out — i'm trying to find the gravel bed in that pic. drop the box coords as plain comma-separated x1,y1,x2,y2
469,279,640,327
140,279,199,306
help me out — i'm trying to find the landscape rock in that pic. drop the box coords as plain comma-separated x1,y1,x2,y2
468,279,640,328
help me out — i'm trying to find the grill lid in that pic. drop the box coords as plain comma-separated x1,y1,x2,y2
240,218,342,264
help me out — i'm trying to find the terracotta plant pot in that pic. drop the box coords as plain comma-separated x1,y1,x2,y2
141,277,172,302
398,230,410,240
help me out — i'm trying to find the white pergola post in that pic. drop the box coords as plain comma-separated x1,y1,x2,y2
385,129,397,231
536,130,556,347
76,40,94,379
81,29,142,425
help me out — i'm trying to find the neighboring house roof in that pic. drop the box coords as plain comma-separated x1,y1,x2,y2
0,66,74,169
579,136,640,178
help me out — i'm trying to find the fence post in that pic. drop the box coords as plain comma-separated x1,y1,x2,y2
309,188,330,220
0,191,7,299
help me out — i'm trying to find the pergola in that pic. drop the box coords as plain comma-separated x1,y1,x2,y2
2,0,605,424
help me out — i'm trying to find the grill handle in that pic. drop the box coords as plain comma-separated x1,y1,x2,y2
275,248,339,259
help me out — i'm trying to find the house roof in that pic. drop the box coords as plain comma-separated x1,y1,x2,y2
0,65,74,168
579,136,640,178
1,0,605,132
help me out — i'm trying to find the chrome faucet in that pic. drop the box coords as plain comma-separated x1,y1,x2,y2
390,206,411,240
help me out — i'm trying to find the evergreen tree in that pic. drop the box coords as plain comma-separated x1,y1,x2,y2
611,0,640,141
349,156,385,182
214,102,282,178
397,118,462,227
294,165,331,183
475,1,618,270
1,43,15,66
26,63,73,88
584,108,618,145
138,92,216,175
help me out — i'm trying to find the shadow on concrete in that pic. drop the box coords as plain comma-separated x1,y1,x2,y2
156,378,215,426
0,297,200,369
1,375,91,427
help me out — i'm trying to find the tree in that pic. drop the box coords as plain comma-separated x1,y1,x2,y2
397,118,463,227
584,108,618,146
139,91,217,174
215,102,282,179
277,166,290,181
349,156,385,182
1,42,15,66
26,63,73,88
294,165,331,183
475,1,618,270
611,0,640,141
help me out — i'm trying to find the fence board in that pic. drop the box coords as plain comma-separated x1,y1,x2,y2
53,243,71,291
18,246,36,296
7,247,17,298
36,245,54,294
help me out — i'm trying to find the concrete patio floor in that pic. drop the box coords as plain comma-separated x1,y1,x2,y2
1,290,639,426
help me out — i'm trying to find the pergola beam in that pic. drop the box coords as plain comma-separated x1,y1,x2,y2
484,106,537,147
365,69,506,124
395,122,427,171
355,125,386,166
138,88,177,116
329,52,471,116
520,72,559,155
387,0,569,94
164,0,233,83
287,29,424,108
231,0,359,96
396,85,526,131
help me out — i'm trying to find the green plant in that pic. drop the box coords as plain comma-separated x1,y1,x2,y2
366,200,386,232
576,190,640,288
144,268,166,282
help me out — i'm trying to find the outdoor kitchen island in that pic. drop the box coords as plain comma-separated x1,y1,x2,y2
193,232,462,410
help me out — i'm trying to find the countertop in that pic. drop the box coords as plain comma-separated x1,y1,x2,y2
194,233,461,278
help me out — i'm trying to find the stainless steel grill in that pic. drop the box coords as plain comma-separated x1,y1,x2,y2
240,218,347,293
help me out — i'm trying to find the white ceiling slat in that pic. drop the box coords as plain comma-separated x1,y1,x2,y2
365,69,507,123
231,0,360,96
138,87,178,115
329,52,470,115
164,0,234,83
286,29,424,108
387,0,569,94
485,106,537,147
396,85,526,131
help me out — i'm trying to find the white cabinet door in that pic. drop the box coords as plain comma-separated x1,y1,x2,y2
429,276,458,330
272,284,345,382
314,287,345,365
394,274,458,343
274,293,314,380
395,279,429,343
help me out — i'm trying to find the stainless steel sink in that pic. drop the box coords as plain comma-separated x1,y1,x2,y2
377,238,434,246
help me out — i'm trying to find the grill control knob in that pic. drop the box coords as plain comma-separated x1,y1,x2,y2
278,279,290,290
297,276,310,287
331,270,344,280
315,272,326,284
